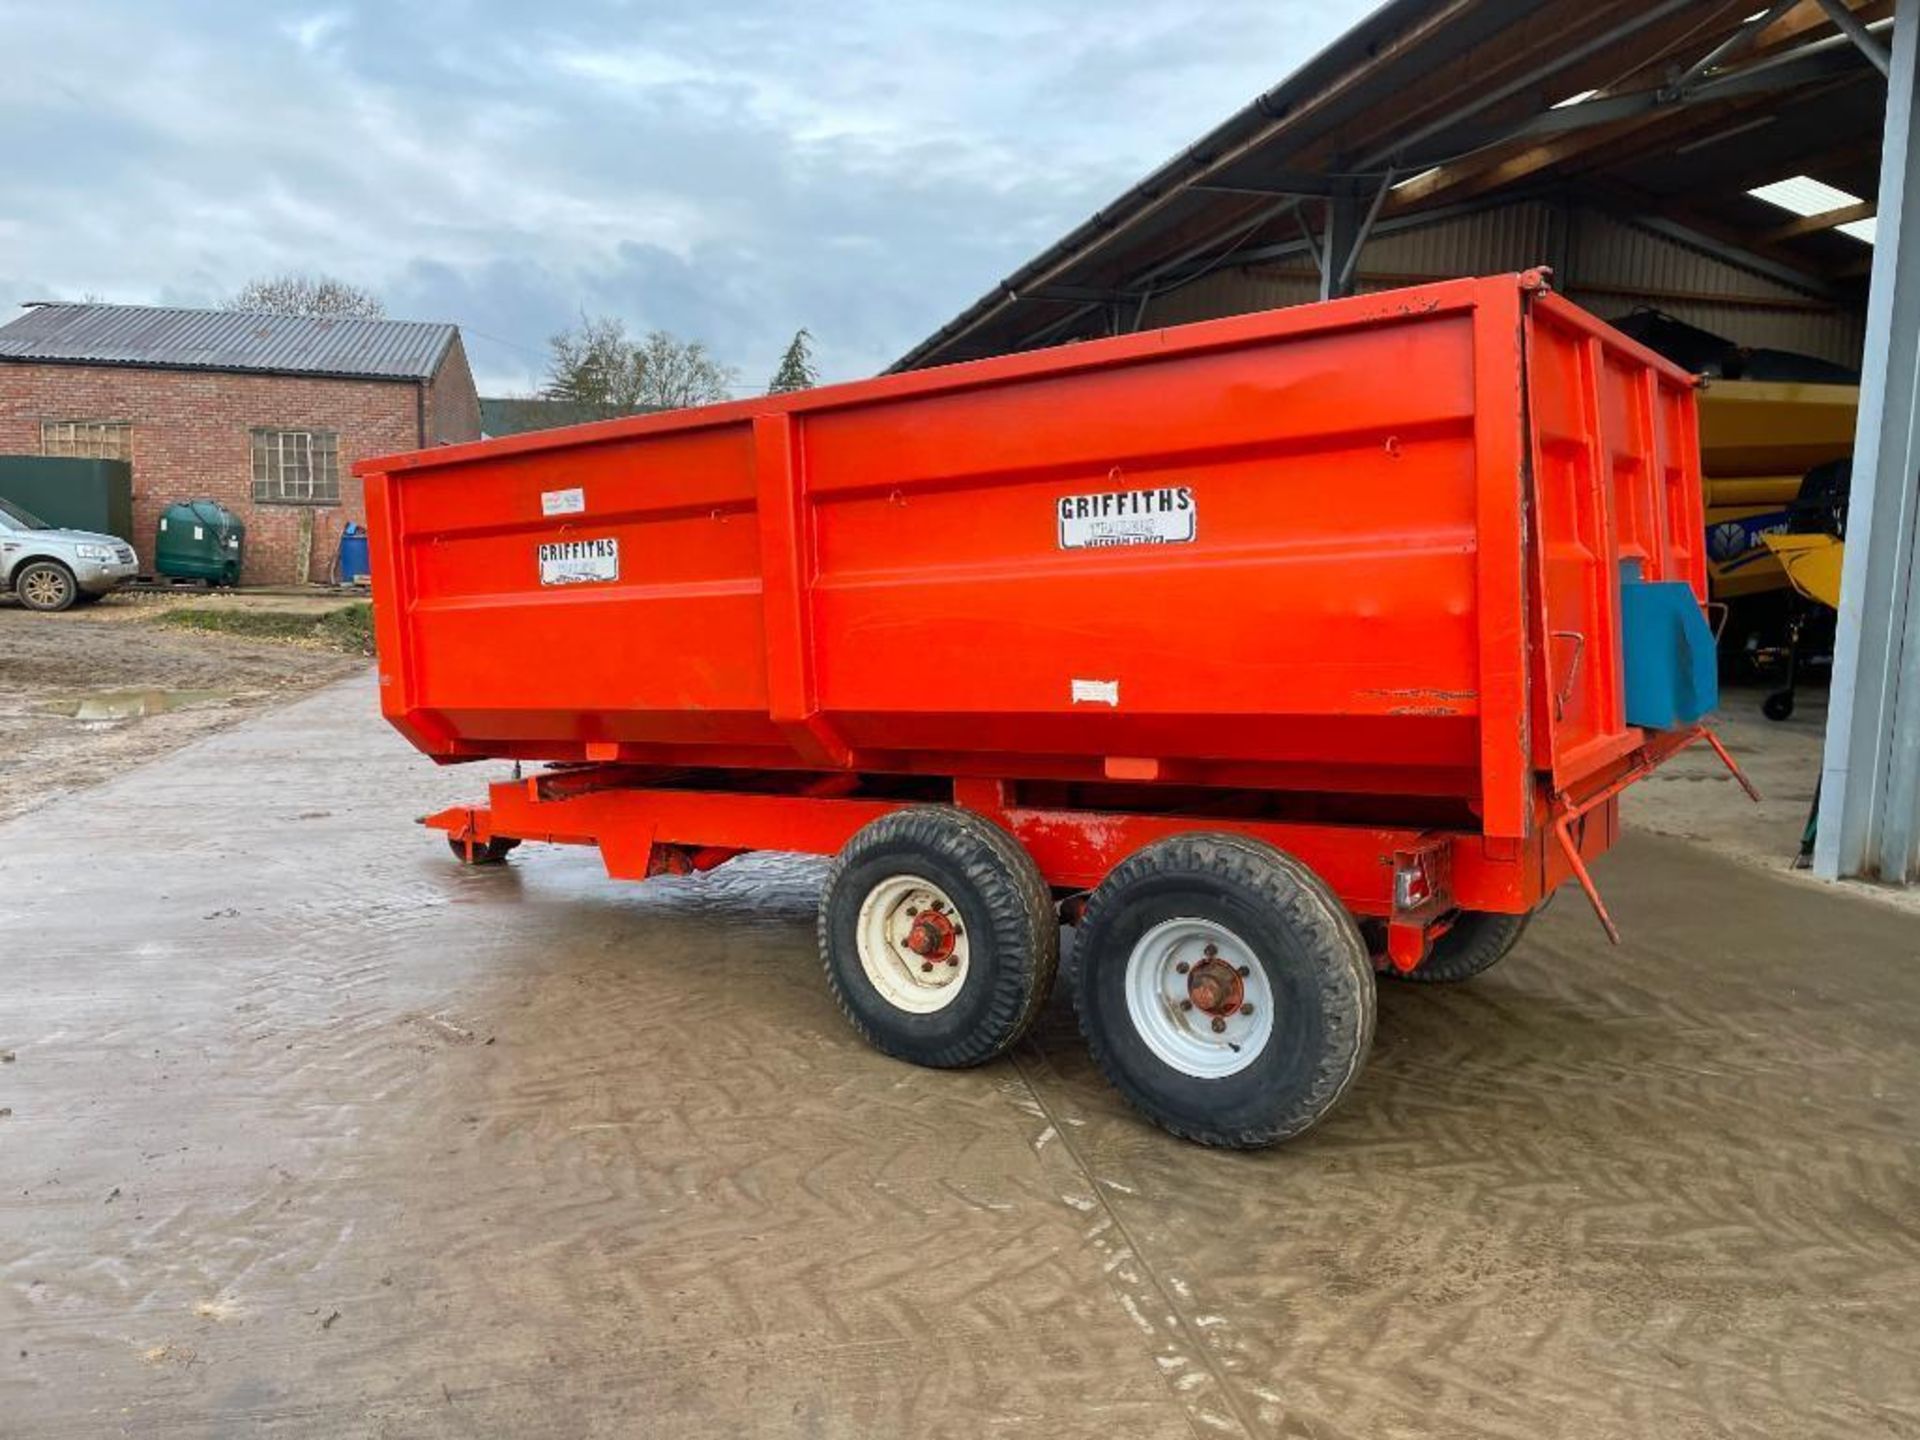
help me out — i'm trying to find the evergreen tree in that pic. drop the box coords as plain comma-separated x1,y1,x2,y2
767,329,820,394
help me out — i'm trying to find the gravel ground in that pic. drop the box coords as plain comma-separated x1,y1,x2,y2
0,592,365,824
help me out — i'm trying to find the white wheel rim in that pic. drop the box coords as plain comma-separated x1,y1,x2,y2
1124,917,1275,1078
855,874,971,1014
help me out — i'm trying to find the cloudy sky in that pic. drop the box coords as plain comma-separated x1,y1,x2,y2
0,0,1378,395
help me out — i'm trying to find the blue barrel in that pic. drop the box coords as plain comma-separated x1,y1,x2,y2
337,523,371,584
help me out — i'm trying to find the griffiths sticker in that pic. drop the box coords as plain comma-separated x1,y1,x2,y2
1057,486,1195,549
538,537,619,585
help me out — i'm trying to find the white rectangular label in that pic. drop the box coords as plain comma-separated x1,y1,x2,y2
541,486,586,516
1071,678,1120,707
1057,486,1195,549
538,537,619,586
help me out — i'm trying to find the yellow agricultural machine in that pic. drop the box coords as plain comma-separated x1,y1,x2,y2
1691,379,1854,722
1698,379,1856,601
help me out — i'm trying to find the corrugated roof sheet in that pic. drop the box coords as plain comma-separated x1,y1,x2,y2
0,302,456,381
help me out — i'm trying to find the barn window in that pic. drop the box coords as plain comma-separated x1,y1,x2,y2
41,419,132,460
251,428,340,505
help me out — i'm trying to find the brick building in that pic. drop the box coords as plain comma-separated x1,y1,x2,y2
0,302,480,584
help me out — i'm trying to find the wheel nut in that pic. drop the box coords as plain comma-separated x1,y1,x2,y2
921,961,934,973
1237,965,1250,977
1210,1017,1226,1034
1175,960,1190,974
947,956,960,967
906,906,919,917
1180,999,1193,1011
1239,1004,1254,1016
1203,944,1217,957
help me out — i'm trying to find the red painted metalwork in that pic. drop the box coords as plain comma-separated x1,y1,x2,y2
1545,724,1759,943
371,274,1709,937
905,908,960,965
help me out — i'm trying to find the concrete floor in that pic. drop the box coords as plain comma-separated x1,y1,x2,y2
3,678,1918,1438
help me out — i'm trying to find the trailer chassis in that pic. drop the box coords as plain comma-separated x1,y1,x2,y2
422,723,1753,967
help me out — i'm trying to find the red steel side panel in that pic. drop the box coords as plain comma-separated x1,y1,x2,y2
799,298,1484,786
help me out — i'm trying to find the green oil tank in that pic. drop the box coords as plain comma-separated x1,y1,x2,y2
156,500,245,585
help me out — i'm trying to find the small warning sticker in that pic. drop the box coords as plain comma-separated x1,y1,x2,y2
538,537,619,585
1070,678,1120,707
1057,486,1195,549
541,486,586,516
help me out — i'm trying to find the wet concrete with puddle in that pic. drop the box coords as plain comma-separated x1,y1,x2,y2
2,677,1916,1437
39,689,238,723
0,601,360,823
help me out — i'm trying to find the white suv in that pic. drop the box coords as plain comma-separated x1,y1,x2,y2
0,496,139,611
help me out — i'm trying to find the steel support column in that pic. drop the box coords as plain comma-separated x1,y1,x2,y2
1817,0,1920,883
1320,189,1366,301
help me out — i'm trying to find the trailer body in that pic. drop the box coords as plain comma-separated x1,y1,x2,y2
364,273,1713,932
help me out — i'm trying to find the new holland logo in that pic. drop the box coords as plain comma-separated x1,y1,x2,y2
1057,486,1196,549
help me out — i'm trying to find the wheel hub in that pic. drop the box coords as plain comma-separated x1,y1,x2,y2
855,876,971,1013
904,908,958,963
1124,918,1276,1079
1185,956,1245,1016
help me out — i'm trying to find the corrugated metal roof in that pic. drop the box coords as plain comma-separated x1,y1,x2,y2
0,302,456,381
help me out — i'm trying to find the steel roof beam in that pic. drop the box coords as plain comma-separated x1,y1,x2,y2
1666,0,1801,95
1396,22,1889,174
1816,0,1894,75
1690,20,1892,100
1358,0,1699,171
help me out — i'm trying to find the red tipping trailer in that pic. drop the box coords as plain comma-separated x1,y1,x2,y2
362,272,1749,1146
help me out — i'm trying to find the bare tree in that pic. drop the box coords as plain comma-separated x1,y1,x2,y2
544,315,629,408
223,273,386,319
544,315,738,412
